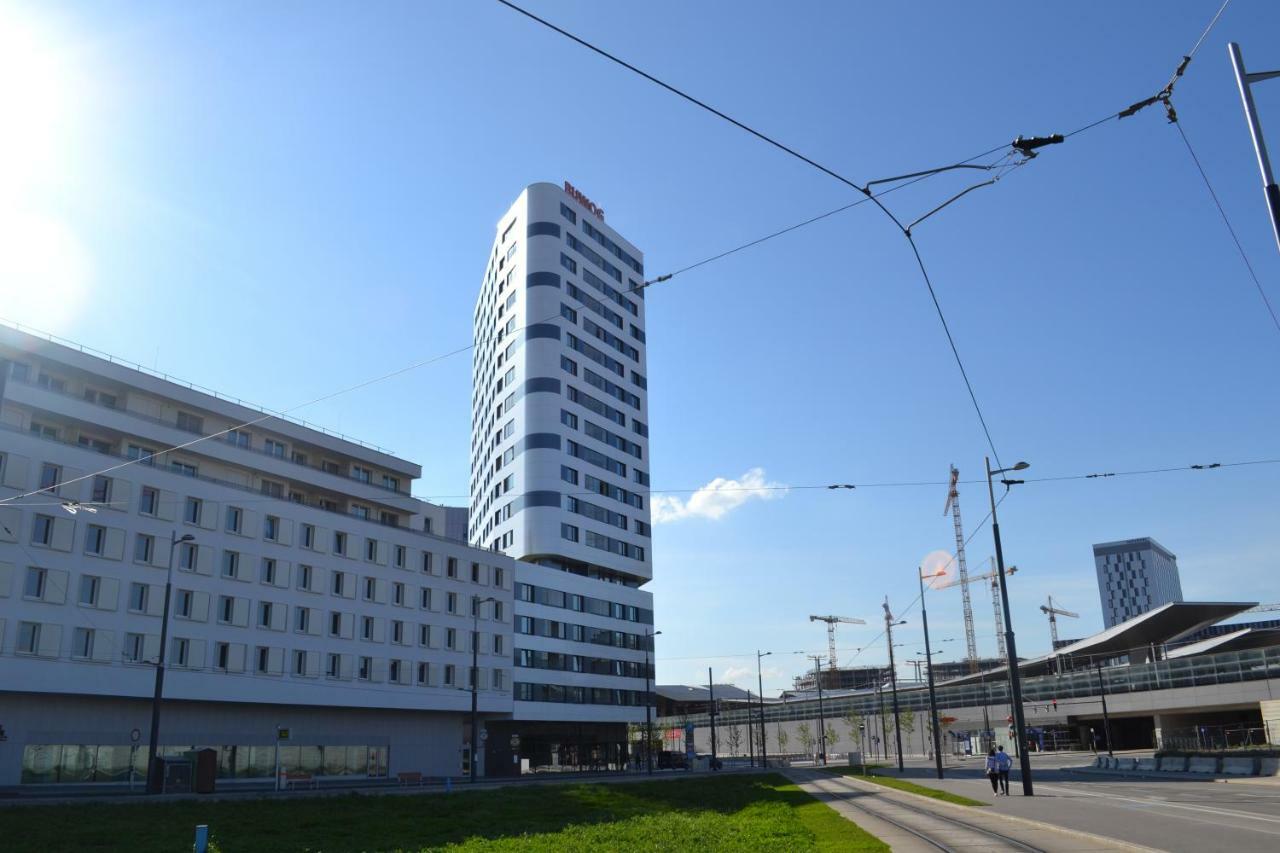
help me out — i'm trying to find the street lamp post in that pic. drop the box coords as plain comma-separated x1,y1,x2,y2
470,595,497,783
808,655,828,765
882,599,906,771
145,531,195,795
757,650,771,768
986,456,1033,796
644,629,661,775
918,566,946,780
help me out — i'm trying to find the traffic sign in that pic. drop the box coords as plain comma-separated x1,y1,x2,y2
509,735,520,749
480,729,488,741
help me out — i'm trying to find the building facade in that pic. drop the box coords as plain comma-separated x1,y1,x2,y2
1093,537,1183,628
0,325,515,787
469,182,655,771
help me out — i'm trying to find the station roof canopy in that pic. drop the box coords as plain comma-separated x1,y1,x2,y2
940,601,1257,685
655,684,755,703
1166,627,1280,658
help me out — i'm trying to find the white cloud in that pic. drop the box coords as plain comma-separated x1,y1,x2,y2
652,467,786,524
720,664,784,685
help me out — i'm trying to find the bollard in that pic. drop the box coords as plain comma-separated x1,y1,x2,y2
193,824,209,853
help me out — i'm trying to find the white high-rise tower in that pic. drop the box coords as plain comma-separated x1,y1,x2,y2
470,182,652,584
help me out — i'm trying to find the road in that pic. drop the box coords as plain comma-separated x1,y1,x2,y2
867,752,1280,852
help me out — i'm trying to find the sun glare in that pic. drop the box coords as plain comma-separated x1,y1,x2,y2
0,5,90,327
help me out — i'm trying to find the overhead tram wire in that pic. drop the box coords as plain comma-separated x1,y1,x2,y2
1172,119,1280,337
496,0,1015,471
12,454,1278,512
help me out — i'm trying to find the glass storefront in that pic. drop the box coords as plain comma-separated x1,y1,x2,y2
21,743,390,784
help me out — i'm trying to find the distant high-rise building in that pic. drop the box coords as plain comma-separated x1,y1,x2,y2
1093,537,1183,628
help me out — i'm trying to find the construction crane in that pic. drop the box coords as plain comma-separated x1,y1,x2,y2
808,614,866,668
943,466,980,672
938,560,1017,660
1040,596,1080,649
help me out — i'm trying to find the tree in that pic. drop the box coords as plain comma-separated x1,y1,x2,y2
797,721,815,756
776,724,789,753
726,723,743,756
844,708,863,750
825,721,840,749
900,708,916,750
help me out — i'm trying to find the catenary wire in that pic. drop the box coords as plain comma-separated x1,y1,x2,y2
1172,119,1280,337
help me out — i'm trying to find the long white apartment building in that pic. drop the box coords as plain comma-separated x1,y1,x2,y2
469,182,656,773
0,324,515,787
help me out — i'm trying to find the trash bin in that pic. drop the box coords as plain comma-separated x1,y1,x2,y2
155,756,193,793
193,748,217,794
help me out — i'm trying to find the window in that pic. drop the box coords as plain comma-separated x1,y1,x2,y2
24,567,47,599
79,574,100,606
69,627,94,659
392,620,404,644
173,638,190,667
214,642,230,670
392,582,405,605
176,590,193,618
420,587,433,610
443,664,456,687
365,538,377,561
352,466,372,484
184,497,202,525
260,479,284,499
493,567,504,589
327,653,341,678
357,656,372,680
421,552,433,574
227,429,251,449
170,460,198,478
39,463,61,491
350,504,370,520
222,550,240,579
446,628,457,650
446,592,459,615
125,633,145,663
333,531,346,554
218,596,234,624
394,545,405,568
264,515,279,541
493,601,505,622
447,557,458,579
178,542,197,571
561,523,579,543
134,534,155,563
301,524,315,549
90,476,112,505
382,474,400,491
264,439,286,458
294,650,307,676
176,411,204,433
127,444,156,465
261,558,277,585
291,449,309,465
331,570,345,596
561,465,579,486
560,410,578,429
329,611,342,637
417,662,429,685
257,647,270,673
17,622,40,655
79,435,113,454
493,634,504,655
259,602,273,628
225,506,242,533
322,460,341,475
298,564,313,591
30,421,58,440
295,606,310,633
419,624,431,646
364,577,376,601
85,524,106,555
129,583,149,612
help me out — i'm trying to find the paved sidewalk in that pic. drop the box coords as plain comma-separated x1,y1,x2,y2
788,769,1151,852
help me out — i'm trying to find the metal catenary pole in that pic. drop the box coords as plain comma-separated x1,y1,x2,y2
919,569,945,779
1229,43,1280,258
883,598,905,771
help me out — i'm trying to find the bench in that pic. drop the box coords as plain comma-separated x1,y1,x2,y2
284,772,317,790
397,771,425,786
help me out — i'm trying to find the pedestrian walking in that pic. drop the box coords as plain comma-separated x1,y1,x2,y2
984,747,1000,794
994,745,1012,795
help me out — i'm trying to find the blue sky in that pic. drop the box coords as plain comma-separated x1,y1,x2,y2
5,1,1280,694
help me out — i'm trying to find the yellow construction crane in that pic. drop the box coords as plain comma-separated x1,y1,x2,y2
808,614,866,668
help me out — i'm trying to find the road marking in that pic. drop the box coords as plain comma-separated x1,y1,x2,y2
1036,782,1280,827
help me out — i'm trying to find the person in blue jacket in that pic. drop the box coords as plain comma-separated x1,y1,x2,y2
984,747,1000,794
994,745,1013,795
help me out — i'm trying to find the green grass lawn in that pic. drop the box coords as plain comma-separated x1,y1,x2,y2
0,774,888,852
827,766,988,807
